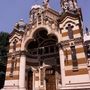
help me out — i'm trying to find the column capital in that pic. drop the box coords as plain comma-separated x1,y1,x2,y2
20,50,27,55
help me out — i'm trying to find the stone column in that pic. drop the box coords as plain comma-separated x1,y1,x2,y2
59,47,65,87
33,70,35,90
19,52,26,90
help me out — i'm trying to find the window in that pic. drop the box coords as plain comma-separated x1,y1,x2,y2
66,24,74,39
9,56,17,77
38,13,41,24
40,68,44,85
70,46,78,70
13,39,17,52
9,57,15,77
64,49,68,61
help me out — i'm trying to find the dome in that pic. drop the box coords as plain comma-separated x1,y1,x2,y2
18,19,26,27
14,19,26,31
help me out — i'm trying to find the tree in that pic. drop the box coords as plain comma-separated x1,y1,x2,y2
0,32,9,89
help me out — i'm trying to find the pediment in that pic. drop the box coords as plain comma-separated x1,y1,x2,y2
59,12,79,24
9,29,23,43
10,29,24,39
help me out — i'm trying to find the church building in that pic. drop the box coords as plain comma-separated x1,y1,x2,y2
2,0,90,90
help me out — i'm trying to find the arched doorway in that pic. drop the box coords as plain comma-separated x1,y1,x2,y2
27,70,33,90
26,28,61,90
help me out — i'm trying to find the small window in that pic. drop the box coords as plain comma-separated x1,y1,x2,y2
9,57,15,77
13,39,17,52
40,68,44,85
70,46,78,70
66,24,74,39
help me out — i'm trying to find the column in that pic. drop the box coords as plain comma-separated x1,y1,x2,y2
33,70,35,90
59,48,65,87
19,54,26,90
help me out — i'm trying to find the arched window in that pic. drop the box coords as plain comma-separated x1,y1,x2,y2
9,56,15,77
13,39,17,52
10,56,17,77
37,13,41,24
70,46,78,70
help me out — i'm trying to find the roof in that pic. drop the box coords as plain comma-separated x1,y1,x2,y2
59,11,79,22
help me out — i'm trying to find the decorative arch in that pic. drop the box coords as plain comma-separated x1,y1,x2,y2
63,20,79,32
63,20,76,27
21,25,61,51
10,36,20,43
60,16,78,25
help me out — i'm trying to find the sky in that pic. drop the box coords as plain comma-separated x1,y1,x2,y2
0,0,90,33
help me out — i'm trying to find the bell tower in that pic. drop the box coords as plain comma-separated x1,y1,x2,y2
58,0,90,89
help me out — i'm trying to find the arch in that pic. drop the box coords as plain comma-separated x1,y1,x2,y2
21,25,61,51
21,26,62,90
63,20,76,27
60,16,78,25
60,16,79,30
10,36,21,43
27,69,33,90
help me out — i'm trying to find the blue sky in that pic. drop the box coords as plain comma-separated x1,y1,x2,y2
0,0,90,33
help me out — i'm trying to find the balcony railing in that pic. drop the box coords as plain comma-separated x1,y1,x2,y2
27,44,59,59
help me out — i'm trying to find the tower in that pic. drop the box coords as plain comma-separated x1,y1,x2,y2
2,0,90,90
58,0,90,89
60,0,78,11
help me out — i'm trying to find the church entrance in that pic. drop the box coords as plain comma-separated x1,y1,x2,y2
27,70,33,90
26,28,61,90
45,68,56,90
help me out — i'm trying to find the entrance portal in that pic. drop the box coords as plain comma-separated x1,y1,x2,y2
45,68,56,90
26,28,61,90
27,70,33,90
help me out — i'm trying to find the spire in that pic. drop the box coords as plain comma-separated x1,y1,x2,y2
60,0,78,12
43,0,50,8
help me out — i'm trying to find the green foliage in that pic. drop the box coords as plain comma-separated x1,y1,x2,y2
0,32,9,46
0,32,9,65
0,32,9,89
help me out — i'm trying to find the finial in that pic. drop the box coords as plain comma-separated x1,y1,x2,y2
60,0,78,12
43,0,50,8
86,27,88,32
60,0,69,12
86,27,89,35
